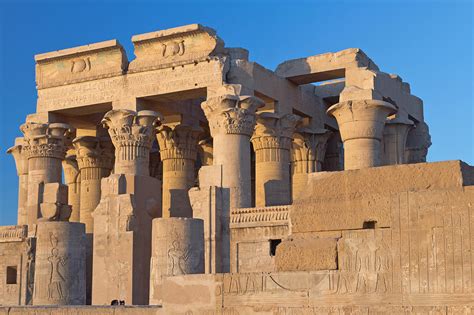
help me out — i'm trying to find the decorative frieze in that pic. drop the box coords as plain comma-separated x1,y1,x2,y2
0,225,28,243
230,205,289,228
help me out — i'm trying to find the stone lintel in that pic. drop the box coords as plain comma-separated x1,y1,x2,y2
129,24,225,73
35,40,128,90
275,48,379,84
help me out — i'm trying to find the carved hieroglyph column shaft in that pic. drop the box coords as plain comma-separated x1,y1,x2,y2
33,222,86,305
73,136,114,233
405,121,432,164
382,116,414,165
201,93,264,208
62,154,81,222
251,113,300,207
7,138,29,225
21,123,72,226
156,124,201,218
327,100,397,170
101,109,162,176
149,217,204,304
291,128,331,199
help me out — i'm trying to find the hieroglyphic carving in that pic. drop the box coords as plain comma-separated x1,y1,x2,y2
329,230,393,295
47,233,68,301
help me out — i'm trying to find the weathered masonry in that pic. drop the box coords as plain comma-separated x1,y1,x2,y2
2,24,472,314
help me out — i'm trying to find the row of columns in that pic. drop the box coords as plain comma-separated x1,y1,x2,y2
9,97,431,226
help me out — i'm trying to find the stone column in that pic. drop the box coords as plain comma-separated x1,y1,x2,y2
21,122,72,226
7,138,29,225
156,124,201,218
73,136,114,234
93,109,162,305
322,133,344,171
382,116,414,165
149,217,204,304
62,154,81,222
201,93,264,208
327,100,397,170
33,221,86,305
405,121,432,164
251,113,300,207
102,109,162,176
291,128,331,199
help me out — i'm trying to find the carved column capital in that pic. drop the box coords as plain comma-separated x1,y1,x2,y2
327,99,397,169
102,109,162,175
201,94,264,136
405,121,432,163
20,122,74,160
73,136,115,171
292,128,332,173
7,137,29,175
156,124,202,161
251,113,300,155
102,109,162,151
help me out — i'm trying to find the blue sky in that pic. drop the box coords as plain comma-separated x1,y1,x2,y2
0,0,472,225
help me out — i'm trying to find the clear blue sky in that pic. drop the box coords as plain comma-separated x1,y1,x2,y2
0,0,472,225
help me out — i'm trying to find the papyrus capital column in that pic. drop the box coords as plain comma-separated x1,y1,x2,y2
291,128,331,199
292,127,331,173
62,153,81,222
21,122,73,225
101,109,162,176
382,115,414,165
251,113,300,207
405,121,432,164
327,100,397,170
156,124,202,218
73,136,114,233
7,137,29,225
201,90,264,208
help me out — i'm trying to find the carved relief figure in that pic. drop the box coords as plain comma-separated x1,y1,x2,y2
47,248,67,300
355,240,373,293
168,240,191,275
375,240,392,293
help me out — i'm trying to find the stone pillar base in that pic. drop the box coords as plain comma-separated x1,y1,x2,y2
33,222,86,305
149,217,204,305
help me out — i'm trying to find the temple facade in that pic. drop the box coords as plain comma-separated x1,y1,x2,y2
1,24,473,314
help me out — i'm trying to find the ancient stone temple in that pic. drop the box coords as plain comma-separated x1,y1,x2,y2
1,24,473,314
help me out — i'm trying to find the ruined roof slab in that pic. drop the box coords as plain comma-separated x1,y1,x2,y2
129,24,225,73
275,48,379,84
35,39,127,89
